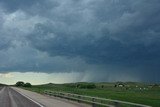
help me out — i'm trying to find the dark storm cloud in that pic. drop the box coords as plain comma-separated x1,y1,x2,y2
0,0,160,82
0,0,58,13
28,1,160,65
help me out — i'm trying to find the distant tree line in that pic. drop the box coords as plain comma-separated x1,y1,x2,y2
65,83,96,89
15,81,32,87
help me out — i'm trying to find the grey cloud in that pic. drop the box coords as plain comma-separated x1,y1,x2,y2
27,0,160,64
26,0,160,82
0,0,160,82
0,43,88,73
0,0,51,11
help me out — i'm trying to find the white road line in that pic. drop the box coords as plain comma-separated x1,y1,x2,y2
0,87,6,94
12,88,44,107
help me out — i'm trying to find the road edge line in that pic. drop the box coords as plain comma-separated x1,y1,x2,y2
11,87,44,107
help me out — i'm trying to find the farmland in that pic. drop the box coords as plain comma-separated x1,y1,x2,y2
23,82,160,107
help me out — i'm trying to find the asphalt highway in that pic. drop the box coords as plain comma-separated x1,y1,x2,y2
0,87,90,107
0,87,40,107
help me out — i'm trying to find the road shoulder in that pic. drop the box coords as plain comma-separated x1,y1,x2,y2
12,87,91,107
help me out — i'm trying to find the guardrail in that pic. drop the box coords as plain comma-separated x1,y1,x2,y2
44,90,151,107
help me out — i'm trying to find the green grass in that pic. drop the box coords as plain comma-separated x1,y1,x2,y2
22,82,160,107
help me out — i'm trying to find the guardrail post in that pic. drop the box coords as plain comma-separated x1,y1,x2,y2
49,91,52,96
92,98,96,107
54,92,56,97
114,102,120,107
67,94,70,100
78,96,81,103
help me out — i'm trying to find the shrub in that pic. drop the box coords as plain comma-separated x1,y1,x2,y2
24,83,32,87
16,81,25,87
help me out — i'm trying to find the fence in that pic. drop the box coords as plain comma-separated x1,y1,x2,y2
44,90,151,107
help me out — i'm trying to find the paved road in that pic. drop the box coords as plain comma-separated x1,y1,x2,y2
0,87,90,107
0,87,40,107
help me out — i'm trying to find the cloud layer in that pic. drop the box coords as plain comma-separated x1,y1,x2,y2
0,0,160,82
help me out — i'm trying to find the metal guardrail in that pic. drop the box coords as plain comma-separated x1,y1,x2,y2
44,90,151,107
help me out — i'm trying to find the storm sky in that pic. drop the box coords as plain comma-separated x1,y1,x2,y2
0,0,160,84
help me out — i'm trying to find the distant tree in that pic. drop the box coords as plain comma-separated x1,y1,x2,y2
16,81,24,87
65,83,77,88
77,83,96,89
101,85,104,88
24,83,32,87
153,84,158,87
86,83,96,89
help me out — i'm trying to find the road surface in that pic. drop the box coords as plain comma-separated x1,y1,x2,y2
0,86,90,107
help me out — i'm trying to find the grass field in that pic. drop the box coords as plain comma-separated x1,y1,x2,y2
22,82,160,107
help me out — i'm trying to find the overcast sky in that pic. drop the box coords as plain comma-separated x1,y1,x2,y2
0,0,160,84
